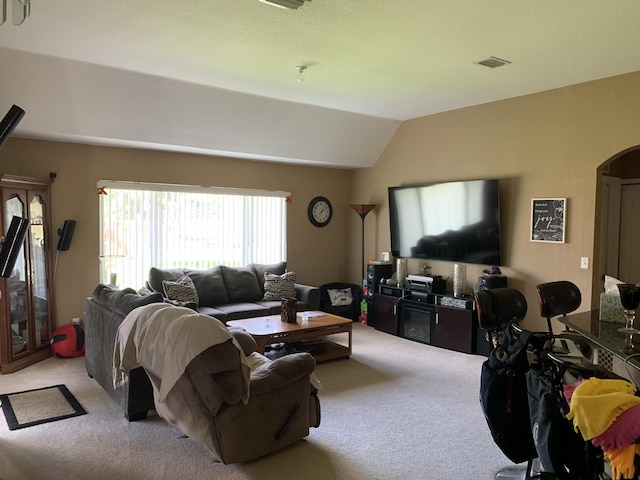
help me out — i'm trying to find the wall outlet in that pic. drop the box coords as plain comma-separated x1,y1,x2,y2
580,257,589,270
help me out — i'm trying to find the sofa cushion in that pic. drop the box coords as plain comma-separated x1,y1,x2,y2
255,299,309,315
162,275,200,305
250,262,287,294
185,267,229,306
220,266,263,303
196,305,229,323
263,271,296,301
214,302,269,321
148,267,185,293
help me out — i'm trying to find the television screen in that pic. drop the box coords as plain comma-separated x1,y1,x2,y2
389,179,502,265
0,216,30,278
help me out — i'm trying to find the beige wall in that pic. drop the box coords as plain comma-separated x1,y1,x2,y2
0,141,352,327
349,71,640,331
2,70,640,332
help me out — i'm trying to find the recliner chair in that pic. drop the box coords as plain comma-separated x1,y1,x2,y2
112,302,321,464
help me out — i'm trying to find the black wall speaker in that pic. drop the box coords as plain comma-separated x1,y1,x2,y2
57,219,77,251
474,275,508,292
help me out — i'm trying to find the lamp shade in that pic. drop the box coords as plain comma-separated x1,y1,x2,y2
350,204,376,217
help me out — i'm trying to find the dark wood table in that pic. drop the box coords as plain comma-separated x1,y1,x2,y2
227,312,352,362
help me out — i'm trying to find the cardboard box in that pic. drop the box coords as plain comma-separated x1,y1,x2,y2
600,292,625,323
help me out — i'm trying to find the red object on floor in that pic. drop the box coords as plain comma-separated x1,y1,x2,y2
50,323,85,358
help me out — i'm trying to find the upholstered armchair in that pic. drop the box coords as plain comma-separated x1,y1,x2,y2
113,303,321,464
319,282,362,321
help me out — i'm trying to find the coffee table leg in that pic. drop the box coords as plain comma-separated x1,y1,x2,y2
255,338,268,354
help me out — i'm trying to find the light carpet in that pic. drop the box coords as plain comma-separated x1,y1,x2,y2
0,323,512,480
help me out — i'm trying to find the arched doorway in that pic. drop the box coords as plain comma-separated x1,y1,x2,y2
593,146,640,307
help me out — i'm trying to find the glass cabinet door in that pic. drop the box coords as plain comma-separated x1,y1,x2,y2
29,194,49,349
5,195,28,359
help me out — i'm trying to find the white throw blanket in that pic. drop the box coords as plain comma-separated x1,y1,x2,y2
113,303,250,404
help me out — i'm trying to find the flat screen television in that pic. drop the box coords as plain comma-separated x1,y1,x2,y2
0,216,30,278
388,179,502,265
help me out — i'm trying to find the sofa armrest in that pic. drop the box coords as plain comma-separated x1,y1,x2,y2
250,352,316,396
295,284,320,310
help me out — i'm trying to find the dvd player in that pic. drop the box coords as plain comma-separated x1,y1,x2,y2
405,274,446,294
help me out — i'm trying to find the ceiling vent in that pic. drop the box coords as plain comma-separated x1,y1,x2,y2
259,0,311,9
477,57,512,68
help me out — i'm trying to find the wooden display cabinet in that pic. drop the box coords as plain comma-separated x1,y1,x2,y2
0,174,55,373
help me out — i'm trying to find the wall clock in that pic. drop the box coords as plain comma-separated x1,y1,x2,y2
308,196,333,227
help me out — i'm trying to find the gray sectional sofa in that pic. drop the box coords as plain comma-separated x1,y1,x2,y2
147,262,320,322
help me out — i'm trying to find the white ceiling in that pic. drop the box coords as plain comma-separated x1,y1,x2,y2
1,0,640,168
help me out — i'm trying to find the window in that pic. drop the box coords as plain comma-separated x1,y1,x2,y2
99,181,289,289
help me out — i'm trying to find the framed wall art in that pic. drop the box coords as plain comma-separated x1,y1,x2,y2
530,198,566,243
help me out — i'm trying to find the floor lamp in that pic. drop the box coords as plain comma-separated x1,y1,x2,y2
350,204,377,284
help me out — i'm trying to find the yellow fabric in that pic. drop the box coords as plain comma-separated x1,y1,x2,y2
566,377,640,440
605,443,640,480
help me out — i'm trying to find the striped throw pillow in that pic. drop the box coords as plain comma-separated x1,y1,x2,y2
263,271,296,301
162,275,199,306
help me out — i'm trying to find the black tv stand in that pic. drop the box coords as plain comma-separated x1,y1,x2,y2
373,285,488,355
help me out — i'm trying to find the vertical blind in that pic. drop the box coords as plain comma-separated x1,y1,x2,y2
99,181,289,290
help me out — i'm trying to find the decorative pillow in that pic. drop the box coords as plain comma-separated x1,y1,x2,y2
162,274,199,306
250,262,287,294
328,288,353,307
137,285,155,297
263,271,296,301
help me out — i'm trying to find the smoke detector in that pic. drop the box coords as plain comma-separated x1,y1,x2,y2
477,57,512,68
259,0,311,9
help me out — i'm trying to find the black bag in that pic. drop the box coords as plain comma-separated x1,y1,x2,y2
479,325,538,464
526,365,603,480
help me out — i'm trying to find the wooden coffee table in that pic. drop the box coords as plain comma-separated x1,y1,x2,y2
227,312,352,362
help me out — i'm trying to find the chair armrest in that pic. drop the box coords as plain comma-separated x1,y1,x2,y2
228,328,257,356
295,284,320,310
250,353,316,396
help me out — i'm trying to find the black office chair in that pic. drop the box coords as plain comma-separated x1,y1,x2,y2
535,281,581,334
476,287,528,348
535,280,591,361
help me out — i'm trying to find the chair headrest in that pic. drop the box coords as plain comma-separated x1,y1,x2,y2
474,287,528,331
536,281,581,319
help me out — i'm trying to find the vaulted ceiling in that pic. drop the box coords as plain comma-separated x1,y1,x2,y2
1,0,640,168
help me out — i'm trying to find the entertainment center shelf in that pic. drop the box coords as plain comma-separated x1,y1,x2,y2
372,285,489,356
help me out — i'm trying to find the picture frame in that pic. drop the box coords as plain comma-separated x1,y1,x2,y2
530,198,566,243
